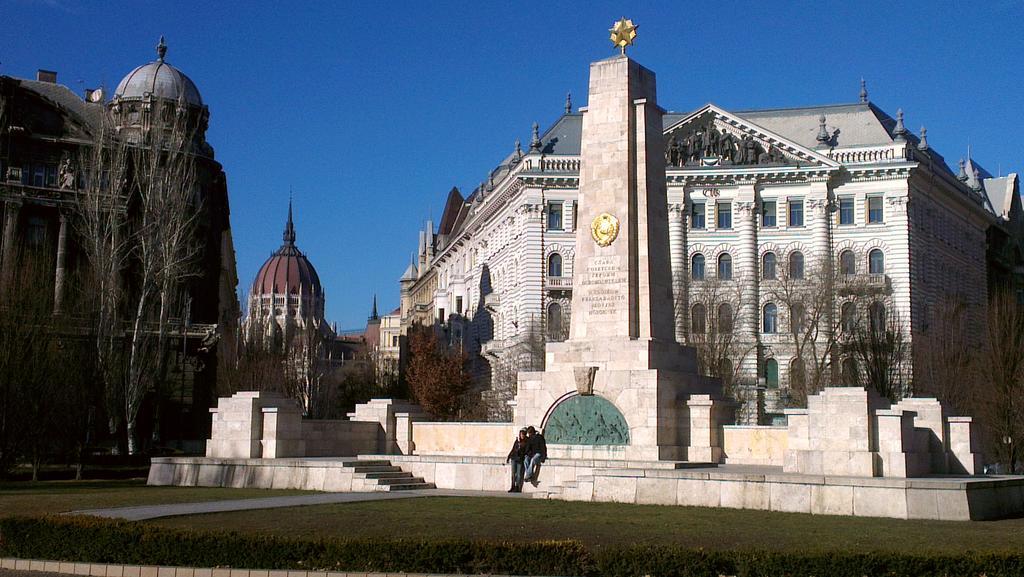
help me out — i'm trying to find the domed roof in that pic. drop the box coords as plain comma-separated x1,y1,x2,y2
252,201,322,297
114,37,203,107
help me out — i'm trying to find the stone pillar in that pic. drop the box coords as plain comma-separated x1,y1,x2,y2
261,404,306,458
808,183,834,379
735,186,759,384
686,394,732,463
668,203,687,343
874,409,916,477
1,201,21,291
947,416,983,475
53,213,69,314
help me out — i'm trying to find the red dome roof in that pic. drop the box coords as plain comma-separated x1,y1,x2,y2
252,202,322,297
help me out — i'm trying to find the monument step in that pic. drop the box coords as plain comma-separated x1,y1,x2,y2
349,466,403,474
359,470,411,479
340,460,393,468
383,481,435,491
372,475,425,485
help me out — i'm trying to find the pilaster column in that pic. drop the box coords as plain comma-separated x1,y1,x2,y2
668,202,687,343
53,212,69,314
735,185,759,383
1,201,22,293
808,182,834,382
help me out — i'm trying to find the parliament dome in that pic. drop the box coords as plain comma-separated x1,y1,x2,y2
113,36,203,107
252,202,323,298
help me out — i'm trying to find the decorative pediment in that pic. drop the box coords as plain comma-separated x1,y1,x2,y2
663,105,839,170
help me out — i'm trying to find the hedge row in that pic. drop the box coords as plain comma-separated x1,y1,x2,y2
3,516,1024,577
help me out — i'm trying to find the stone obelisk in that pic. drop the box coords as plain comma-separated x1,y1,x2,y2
515,25,724,461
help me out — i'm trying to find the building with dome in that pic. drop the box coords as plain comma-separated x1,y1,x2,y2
400,82,1024,421
247,201,328,343
0,38,238,447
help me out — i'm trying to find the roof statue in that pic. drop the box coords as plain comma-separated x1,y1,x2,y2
156,35,168,61
565,92,572,115
609,17,638,55
816,114,830,147
859,78,868,103
918,126,929,151
893,109,908,141
529,121,541,151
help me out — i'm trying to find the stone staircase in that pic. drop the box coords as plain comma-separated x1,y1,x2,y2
531,474,595,501
344,459,435,492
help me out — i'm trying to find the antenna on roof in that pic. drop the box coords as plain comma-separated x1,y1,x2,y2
565,92,572,115
859,78,868,103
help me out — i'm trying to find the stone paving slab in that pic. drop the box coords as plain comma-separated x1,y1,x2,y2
72,489,530,521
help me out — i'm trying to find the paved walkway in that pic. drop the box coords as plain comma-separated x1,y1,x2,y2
73,489,529,521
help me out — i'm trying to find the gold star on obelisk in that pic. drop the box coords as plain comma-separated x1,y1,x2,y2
609,17,638,55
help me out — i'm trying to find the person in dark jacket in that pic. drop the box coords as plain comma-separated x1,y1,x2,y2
505,428,528,492
523,426,547,485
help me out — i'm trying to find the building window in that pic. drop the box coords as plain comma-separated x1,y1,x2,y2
868,249,884,274
867,196,884,224
841,302,856,333
32,164,45,187
691,303,706,334
841,357,858,385
547,302,564,341
788,199,804,227
691,254,705,281
762,200,777,228
455,296,463,315
762,252,777,280
691,202,706,229
763,303,778,334
547,202,563,230
717,201,732,229
790,303,806,333
790,358,806,390
869,301,886,332
789,251,804,280
717,253,732,280
26,216,47,249
718,303,733,334
840,250,856,276
838,197,855,225
764,358,779,389
548,253,563,277
391,335,399,347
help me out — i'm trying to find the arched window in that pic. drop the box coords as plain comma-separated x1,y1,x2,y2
691,304,707,334
763,303,778,334
719,358,734,382
762,252,777,280
764,358,779,389
790,303,806,333
547,302,564,341
841,302,857,333
548,253,562,277
840,250,856,276
789,251,805,280
790,358,806,389
841,357,858,385
869,301,886,331
718,303,733,334
691,254,705,281
869,249,885,275
718,253,733,280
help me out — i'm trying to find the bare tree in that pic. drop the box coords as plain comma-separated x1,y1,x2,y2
977,291,1024,472
846,299,909,402
75,109,202,454
283,320,332,418
913,296,977,415
682,277,755,396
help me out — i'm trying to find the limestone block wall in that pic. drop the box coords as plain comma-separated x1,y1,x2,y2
303,420,381,457
784,388,983,478
722,425,788,466
411,422,516,457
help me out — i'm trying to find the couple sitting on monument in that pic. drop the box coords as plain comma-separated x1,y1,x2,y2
505,426,547,492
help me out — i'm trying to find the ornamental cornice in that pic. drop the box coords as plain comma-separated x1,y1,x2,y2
518,173,579,188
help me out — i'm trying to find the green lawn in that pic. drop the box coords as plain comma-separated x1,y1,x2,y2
147,496,1024,553
0,479,310,517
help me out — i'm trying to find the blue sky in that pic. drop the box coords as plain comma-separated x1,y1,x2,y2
4,1,1022,329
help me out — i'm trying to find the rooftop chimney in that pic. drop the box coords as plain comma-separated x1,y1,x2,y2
36,70,57,83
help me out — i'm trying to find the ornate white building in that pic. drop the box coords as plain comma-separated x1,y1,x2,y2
400,87,1024,419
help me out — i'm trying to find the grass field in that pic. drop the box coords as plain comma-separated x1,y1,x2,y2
146,496,1024,553
0,479,309,517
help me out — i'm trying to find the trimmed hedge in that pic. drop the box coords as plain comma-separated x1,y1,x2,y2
4,516,1024,577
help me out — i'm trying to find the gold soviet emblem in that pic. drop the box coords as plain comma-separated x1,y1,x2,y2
590,212,619,247
609,17,638,55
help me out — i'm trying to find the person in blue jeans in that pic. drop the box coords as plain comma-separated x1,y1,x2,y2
505,428,528,492
523,426,547,485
